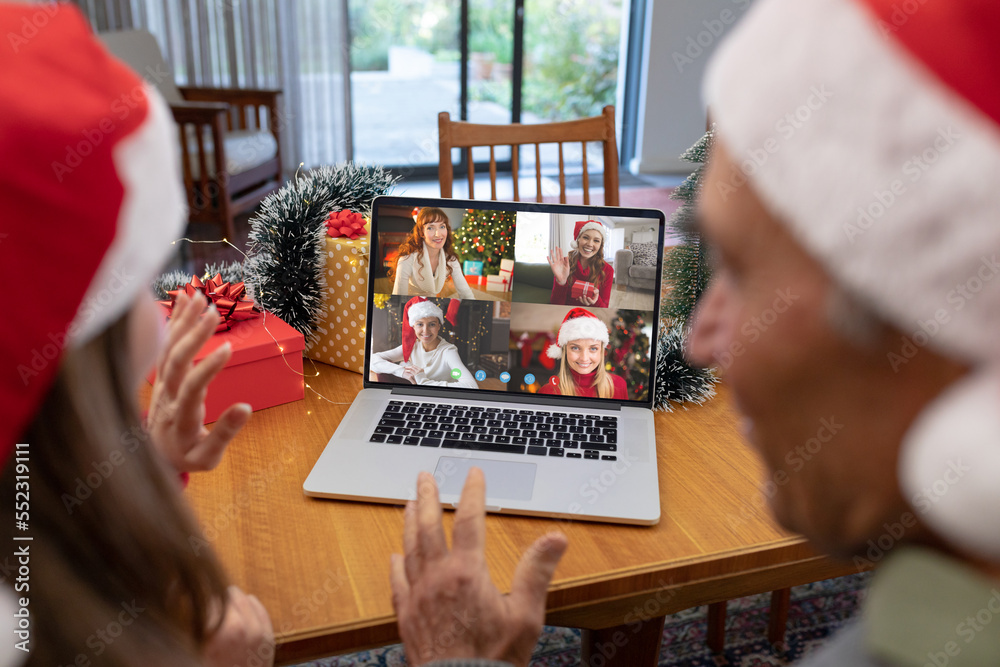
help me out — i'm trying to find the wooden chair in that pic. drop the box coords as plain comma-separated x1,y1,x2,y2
99,29,283,240
437,105,620,205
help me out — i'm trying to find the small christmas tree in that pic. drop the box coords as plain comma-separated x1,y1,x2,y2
609,310,651,400
454,209,515,275
654,128,718,411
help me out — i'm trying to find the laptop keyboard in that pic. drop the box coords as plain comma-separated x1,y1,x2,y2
369,400,619,461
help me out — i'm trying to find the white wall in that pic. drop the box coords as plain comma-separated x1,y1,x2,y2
631,0,754,174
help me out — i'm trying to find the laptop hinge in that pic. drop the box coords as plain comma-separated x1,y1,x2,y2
388,386,622,411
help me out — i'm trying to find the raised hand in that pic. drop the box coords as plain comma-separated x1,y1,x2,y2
203,586,275,667
147,292,252,473
390,469,568,667
547,247,571,286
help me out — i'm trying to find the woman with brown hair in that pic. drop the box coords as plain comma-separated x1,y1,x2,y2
0,6,270,666
390,207,475,299
547,220,613,308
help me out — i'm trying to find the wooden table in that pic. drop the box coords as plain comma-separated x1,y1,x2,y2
179,366,859,665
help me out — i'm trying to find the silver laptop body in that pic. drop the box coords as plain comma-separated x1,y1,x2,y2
304,195,665,525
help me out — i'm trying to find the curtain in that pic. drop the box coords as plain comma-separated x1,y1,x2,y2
67,0,351,171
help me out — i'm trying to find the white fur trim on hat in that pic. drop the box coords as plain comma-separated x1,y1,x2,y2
547,312,609,359
570,221,607,250
899,370,1000,560
704,0,1000,367
68,85,186,346
407,301,443,326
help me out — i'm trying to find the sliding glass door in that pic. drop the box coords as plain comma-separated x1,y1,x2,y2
348,0,624,175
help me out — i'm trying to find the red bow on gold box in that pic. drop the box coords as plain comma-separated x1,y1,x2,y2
325,210,367,239
160,273,260,332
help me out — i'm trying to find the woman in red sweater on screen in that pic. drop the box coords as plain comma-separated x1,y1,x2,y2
548,220,613,308
539,308,628,399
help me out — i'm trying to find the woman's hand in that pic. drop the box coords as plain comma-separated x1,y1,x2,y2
390,469,568,666
580,287,599,306
203,586,274,667
401,365,420,385
147,292,252,473
547,247,571,286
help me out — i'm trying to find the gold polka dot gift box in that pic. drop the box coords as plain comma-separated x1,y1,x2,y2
305,219,370,373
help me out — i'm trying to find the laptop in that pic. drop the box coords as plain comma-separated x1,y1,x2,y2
304,195,665,525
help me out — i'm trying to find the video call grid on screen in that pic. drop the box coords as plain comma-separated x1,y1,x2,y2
364,197,665,408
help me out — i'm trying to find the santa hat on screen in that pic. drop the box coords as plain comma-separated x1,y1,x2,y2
0,5,186,461
569,220,608,250
401,296,460,361
547,308,609,359
705,0,1000,559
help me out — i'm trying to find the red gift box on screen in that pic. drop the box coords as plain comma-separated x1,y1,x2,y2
571,280,596,301
151,307,305,424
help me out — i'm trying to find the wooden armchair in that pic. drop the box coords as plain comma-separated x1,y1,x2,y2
98,29,283,240
438,105,619,205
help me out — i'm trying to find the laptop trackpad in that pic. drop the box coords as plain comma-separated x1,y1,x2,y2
435,457,536,501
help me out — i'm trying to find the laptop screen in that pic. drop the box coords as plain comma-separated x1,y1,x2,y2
365,196,665,408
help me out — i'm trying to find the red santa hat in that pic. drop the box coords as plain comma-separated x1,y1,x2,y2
0,5,186,461
569,220,608,250
401,297,460,361
705,0,1000,558
546,308,610,359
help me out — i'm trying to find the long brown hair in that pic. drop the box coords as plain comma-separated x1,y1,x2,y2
568,230,607,281
0,314,229,666
556,343,614,398
389,207,460,282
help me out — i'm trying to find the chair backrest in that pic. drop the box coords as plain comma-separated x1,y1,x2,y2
97,29,184,105
438,105,620,206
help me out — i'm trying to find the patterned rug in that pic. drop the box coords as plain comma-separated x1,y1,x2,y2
297,572,870,666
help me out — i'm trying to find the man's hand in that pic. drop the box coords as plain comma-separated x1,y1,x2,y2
547,247,571,286
390,469,568,667
147,292,252,473
203,586,274,667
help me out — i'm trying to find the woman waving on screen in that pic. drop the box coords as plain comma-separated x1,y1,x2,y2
548,220,613,308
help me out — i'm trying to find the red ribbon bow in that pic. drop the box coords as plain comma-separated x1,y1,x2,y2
325,210,367,239
160,274,260,332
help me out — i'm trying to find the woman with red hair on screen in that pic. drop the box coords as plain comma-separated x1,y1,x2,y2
391,207,475,299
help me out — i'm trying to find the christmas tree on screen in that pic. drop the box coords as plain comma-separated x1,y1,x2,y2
455,209,515,275
610,310,650,399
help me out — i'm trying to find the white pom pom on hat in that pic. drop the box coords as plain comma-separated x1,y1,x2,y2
546,308,610,359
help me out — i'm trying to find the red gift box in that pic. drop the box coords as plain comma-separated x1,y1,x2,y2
151,307,305,423
571,280,595,300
